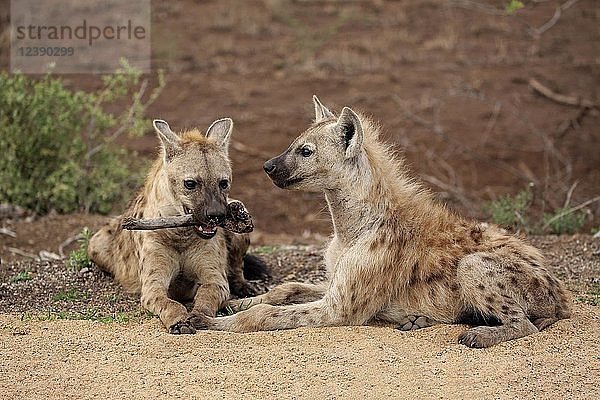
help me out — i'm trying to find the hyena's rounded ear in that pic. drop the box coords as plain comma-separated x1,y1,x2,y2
336,107,364,159
153,119,180,162
206,118,233,152
313,95,334,123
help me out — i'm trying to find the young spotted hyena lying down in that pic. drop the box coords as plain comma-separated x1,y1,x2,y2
190,96,571,348
88,118,265,334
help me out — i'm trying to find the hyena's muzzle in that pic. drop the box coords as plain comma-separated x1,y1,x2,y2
264,151,303,189
183,190,228,239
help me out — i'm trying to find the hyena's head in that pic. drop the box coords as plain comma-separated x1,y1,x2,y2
264,95,365,191
153,118,233,239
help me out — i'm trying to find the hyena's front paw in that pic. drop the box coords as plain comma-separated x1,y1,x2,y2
185,313,210,331
230,280,258,298
458,326,498,348
396,315,436,331
169,319,197,335
223,200,253,234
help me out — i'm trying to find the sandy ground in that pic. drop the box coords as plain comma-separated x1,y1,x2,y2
1,236,600,399
1,303,599,400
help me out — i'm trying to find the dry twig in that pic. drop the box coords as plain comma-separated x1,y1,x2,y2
530,0,581,37
58,234,84,259
529,78,596,109
7,247,38,260
122,215,197,230
0,227,16,238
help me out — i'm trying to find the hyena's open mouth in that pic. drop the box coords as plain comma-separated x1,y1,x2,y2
183,206,218,239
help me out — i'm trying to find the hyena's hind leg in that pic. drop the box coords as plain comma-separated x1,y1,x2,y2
228,282,326,311
88,219,120,274
455,252,558,348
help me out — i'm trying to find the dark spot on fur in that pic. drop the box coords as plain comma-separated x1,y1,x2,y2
506,263,519,273
485,295,496,303
470,226,483,242
510,318,521,324
501,305,510,312
409,262,419,284
487,270,496,277
107,229,113,235
450,283,460,292
424,271,445,284
510,276,519,285
481,255,495,263
497,282,505,290
350,292,357,305
531,277,541,287
477,284,485,290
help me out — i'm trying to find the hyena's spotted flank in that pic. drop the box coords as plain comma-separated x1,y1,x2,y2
190,96,571,348
88,118,265,334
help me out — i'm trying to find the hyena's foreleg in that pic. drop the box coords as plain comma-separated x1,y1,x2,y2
139,251,191,334
228,282,326,310
198,265,391,332
188,263,229,318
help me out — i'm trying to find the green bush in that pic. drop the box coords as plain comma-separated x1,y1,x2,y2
0,61,163,214
486,187,589,234
66,227,93,271
543,207,586,235
486,189,532,231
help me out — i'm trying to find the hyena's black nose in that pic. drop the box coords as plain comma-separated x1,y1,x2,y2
205,210,226,225
263,160,276,175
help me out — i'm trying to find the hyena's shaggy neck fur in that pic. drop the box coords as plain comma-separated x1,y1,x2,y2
324,120,446,247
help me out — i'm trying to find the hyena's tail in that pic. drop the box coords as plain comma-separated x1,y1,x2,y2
242,254,271,281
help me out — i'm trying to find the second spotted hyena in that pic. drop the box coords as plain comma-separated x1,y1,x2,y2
88,118,265,334
192,96,571,348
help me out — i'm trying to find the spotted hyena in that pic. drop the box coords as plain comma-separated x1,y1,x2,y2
88,118,266,334
189,96,571,348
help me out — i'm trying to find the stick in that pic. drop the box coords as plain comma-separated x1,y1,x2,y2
529,78,596,108
7,247,38,260
0,227,16,238
122,215,197,230
122,201,254,234
530,0,581,37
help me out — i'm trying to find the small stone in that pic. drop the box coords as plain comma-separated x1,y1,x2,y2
401,322,412,330
415,316,428,327
78,267,90,275
408,315,416,322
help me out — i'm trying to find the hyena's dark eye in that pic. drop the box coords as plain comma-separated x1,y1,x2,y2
219,179,230,190
183,179,197,190
300,147,313,157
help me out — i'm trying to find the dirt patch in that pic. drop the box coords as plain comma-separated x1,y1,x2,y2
1,236,599,398
1,305,599,399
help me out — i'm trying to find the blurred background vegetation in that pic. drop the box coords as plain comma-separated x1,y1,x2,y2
0,0,598,241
